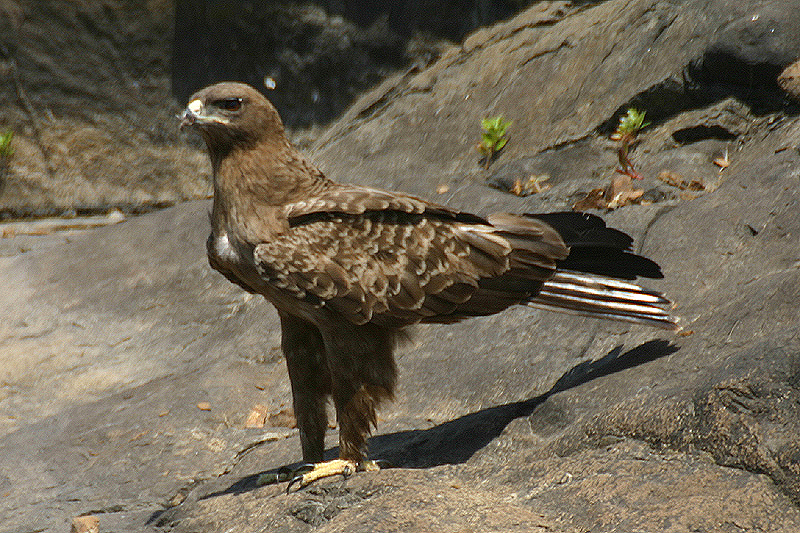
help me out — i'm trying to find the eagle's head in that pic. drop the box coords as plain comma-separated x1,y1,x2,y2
180,82,286,152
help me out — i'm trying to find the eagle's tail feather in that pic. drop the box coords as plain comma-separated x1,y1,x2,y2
529,270,679,330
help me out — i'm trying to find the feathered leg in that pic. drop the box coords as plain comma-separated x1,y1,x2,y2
288,321,397,490
280,312,330,463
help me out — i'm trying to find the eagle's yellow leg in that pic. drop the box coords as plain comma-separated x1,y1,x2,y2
287,459,382,492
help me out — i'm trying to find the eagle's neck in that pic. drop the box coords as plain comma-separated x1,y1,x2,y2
210,139,330,242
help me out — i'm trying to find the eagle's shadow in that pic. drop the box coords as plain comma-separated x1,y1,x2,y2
216,339,677,496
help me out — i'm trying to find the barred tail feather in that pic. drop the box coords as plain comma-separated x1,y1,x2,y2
529,271,679,330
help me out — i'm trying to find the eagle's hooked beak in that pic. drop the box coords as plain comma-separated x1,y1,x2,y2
179,99,204,130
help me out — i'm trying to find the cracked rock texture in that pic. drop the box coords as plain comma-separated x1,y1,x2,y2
3,0,800,532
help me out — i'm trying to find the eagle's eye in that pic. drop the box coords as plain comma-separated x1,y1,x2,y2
215,98,242,112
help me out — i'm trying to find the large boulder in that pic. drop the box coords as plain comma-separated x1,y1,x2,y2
2,0,800,531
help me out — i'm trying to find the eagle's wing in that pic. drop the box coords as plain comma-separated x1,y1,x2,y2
281,185,485,223
254,188,568,326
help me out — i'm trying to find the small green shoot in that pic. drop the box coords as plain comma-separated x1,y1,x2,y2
477,116,511,170
0,130,13,193
611,108,649,180
0,130,13,161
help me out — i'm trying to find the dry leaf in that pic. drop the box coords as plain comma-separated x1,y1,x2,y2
267,407,297,428
245,404,269,428
197,401,212,411
169,491,187,507
657,170,683,188
572,188,606,211
71,515,99,533
510,174,551,197
607,187,644,209
657,170,706,191
572,174,643,211
605,175,644,209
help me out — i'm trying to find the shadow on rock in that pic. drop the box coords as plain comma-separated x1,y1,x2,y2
211,339,678,497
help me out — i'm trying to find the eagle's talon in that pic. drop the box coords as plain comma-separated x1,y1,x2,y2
284,458,369,493
276,464,297,483
369,458,393,470
296,463,316,473
286,473,305,494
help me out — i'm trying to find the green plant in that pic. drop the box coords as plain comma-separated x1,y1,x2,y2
611,108,649,180
0,130,13,161
0,130,13,193
476,115,511,170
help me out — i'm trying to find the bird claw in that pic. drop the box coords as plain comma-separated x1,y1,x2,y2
256,464,300,486
370,458,393,470
285,458,387,493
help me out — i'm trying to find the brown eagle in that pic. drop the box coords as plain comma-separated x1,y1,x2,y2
180,82,677,488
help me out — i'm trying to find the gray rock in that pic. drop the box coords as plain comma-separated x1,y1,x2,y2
0,0,209,217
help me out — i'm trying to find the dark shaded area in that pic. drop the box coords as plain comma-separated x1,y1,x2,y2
202,340,678,499
671,124,738,144
172,0,532,127
375,339,678,468
599,51,799,135
684,51,788,114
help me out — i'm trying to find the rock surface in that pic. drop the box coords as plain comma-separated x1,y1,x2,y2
0,0,210,217
3,0,800,532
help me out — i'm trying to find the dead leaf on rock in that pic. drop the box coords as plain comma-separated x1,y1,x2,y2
572,174,644,211
510,174,551,197
71,515,99,533
169,491,187,507
658,171,706,191
245,404,269,428
605,175,643,209
197,401,211,411
778,59,800,100
657,170,682,188
267,407,297,428
572,188,606,211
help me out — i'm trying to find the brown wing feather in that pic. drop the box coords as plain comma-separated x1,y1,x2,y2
254,209,517,327
283,185,487,225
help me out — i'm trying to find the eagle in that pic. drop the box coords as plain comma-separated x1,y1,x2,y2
180,82,677,489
